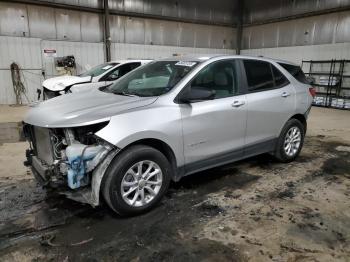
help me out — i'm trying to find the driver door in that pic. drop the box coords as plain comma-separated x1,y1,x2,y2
179,59,247,174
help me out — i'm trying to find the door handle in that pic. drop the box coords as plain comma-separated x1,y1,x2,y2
232,100,245,107
281,92,290,98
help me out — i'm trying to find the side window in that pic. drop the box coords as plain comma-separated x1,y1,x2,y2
243,60,274,92
190,60,238,99
102,62,141,81
279,63,308,84
129,62,141,70
272,65,290,88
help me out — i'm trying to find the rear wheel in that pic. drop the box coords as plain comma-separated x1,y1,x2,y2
274,119,305,162
102,145,171,216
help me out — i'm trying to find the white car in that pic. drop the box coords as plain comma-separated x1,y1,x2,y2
42,60,152,99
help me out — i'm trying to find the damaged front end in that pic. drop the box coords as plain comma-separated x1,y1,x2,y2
23,122,118,206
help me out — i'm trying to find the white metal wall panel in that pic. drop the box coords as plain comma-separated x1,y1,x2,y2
0,36,42,104
111,43,235,60
0,37,105,104
144,19,163,46
243,10,350,49
125,17,145,44
108,0,237,24
0,3,29,37
244,0,350,24
162,21,180,46
241,43,350,66
0,71,14,105
313,15,338,45
293,17,315,46
179,23,195,47
55,9,82,41
336,11,350,43
0,2,236,49
0,36,235,104
41,40,104,77
194,24,212,48
110,15,126,43
27,5,56,39
81,12,103,42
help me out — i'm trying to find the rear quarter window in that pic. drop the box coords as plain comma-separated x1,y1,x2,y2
279,63,309,84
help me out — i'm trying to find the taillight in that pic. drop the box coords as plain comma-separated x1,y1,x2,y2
309,87,316,98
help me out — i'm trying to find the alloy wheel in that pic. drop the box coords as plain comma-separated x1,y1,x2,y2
120,160,163,207
284,126,301,157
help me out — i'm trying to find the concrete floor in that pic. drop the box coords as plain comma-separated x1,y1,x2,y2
0,105,28,144
0,106,349,261
0,105,28,123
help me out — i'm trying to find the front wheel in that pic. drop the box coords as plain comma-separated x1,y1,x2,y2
274,119,305,162
102,145,171,216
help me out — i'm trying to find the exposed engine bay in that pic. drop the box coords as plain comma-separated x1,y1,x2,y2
23,122,117,205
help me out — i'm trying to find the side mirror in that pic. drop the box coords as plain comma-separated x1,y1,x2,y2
179,87,216,103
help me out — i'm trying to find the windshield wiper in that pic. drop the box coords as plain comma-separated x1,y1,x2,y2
113,91,139,97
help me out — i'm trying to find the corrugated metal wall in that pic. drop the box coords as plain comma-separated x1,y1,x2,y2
1,0,350,104
243,0,350,24
242,10,350,49
41,0,237,25
0,36,105,104
111,43,235,60
0,1,237,104
41,41,105,77
241,42,350,65
0,36,42,104
0,2,236,49
0,2,103,42
110,17,236,49
241,4,350,66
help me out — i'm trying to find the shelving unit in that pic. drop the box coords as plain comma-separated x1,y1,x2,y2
301,59,350,110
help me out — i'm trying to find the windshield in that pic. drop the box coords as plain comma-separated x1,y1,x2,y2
80,62,119,77
105,60,199,97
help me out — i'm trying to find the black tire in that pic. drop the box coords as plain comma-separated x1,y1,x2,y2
274,119,305,163
102,145,171,216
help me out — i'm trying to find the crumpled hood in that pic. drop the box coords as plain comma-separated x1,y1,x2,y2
24,90,157,128
42,75,92,91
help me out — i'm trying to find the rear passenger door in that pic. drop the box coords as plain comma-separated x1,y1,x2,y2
241,59,296,155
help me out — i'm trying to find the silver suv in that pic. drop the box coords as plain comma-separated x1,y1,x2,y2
23,55,314,215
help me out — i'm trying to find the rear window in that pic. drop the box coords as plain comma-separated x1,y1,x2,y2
279,63,308,84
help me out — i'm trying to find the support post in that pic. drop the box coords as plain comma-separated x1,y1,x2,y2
236,0,244,55
104,0,111,62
